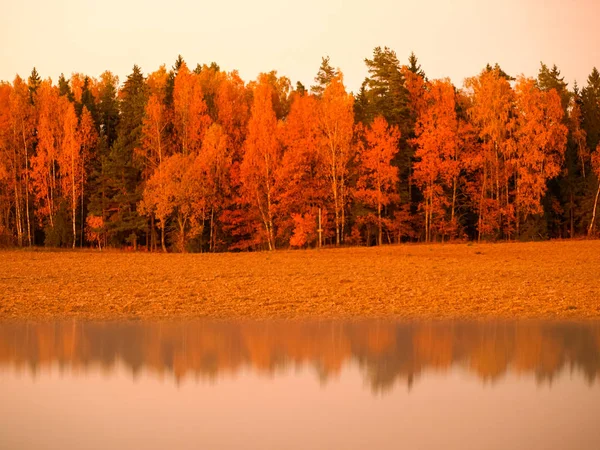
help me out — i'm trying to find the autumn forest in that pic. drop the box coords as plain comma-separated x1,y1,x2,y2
1,49,600,252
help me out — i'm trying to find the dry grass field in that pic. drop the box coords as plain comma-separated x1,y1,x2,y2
1,240,600,321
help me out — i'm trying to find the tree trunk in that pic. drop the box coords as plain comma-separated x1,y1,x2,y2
178,216,187,252
14,175,23,247
161,217,167,252
494,145,501,239
329,143,340,246
146,221,150,251
23,129,32,247
71,153,77,249
588,181,600,237
149,214,155,251
340,174,346,244
451,176,457,233
425,195,429,243
267,194,275,251
332,176,340,246
377,201,382,246
209,207,215,252
80,171,85,247
515,173,520,239
478,171,487,243
570,191,575,238
50,162,56,228
318,207,323,248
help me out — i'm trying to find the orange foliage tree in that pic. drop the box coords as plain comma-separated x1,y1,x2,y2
0,83,12,243
317,73,355,245
465,68,516,240
278,92,327,247
140,153,203,252
355,116,400,245
57,100,82,248
413,79,461,241
173,62,211,154
31,83,96,246
139,93,170,251
239,74,281,250
216,71,250,161
200,123,231,251
513,77,567,235
31,80,60,230
9,76,35,246
139,158,173,251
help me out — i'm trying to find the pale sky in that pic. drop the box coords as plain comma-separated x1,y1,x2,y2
1,0,599,92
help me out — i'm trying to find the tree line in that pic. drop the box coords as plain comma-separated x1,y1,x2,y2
1,49,599,251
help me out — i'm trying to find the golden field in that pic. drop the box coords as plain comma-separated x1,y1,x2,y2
1,240,600,320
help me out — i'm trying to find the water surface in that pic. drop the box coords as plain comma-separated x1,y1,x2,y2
1,321,599,449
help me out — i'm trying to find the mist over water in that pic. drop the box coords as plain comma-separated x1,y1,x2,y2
1,320,599,449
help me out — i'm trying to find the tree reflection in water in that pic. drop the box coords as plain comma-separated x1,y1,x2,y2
0,321,598,392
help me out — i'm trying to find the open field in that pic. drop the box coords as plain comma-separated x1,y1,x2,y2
1,240,600,321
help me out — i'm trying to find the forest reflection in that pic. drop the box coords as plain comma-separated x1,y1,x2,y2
1,321,599,392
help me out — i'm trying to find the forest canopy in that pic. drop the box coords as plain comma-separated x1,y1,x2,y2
1,50,599,252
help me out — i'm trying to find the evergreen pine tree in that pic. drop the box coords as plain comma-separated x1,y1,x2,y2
97,72,120,150
87,73,120,248
76,76,99,124
359,47,413,218
58,73,74,101
578,68,600,236
407,52,425,78
28,67,41,101
311,56,337,96
353,81,369,124
484,63,514,81
538,63,571,111
361,47,409,129
165,55,186,106
295,81,306,95
102,65,148,248
582,68,600,152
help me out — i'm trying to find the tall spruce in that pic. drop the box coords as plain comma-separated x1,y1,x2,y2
165,54,186,107
97,72,120,149
361,47,410,129
311,56,338,97
538,63,571,111
407,52,425,78
295,81,306,95
582,68,600,152
87,71,121,247
103,65,148,248
57,73,74,101
360,47,412,212
484,63,514,81
28,67,42,102
354,82,369,124
76,76,98,124
581,68,600,235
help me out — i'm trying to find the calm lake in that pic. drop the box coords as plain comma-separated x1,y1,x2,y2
1,320,599,449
